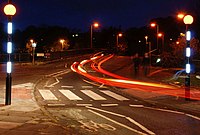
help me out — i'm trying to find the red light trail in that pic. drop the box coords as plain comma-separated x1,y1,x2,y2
71,55,200,101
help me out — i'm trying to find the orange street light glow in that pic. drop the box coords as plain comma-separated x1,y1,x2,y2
158,33,163,37
60,39,65,44
150,23,156,27
118,33,123,37
93,22,99,27
177,13,185,19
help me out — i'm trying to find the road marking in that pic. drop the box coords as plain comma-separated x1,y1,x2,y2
45,77,60,88
47,104,65,107
59,90,83,100
88,109,148,135
100,90,129,101
61,86,74,88
76,104,93,107
86,106,125,117
143,106,184,115
126,117,155,135
101,104,118,107
46,69,71,77
186,114,200,121
81,90,106,100
82,86,93,89
39,90,58,100
129,104,144,108
79,120,116,132
87,106,155,135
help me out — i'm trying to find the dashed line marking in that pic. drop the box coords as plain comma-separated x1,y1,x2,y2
101,104,118,107
47,104,65,107
61,86,74,88
76,104,93,107
82,86,93,89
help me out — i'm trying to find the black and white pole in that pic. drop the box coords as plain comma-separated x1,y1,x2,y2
4,1,16,105
183,15,194,100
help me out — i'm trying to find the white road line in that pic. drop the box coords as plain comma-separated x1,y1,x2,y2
100,90,129,101
59,90,83,100
143,106,184,115
101,104,118,107
45,77,60,88
81,90,106,100
126,117,155,135
86,106,125,117
47,104,65,107
88,109,148,135
45,70,70,77
76,104,93,107
82,86,93,89
39,90,58,100
129,104,144,108
186,114,200,121
87,106,155,135
61,86,74,88
54,70,71,77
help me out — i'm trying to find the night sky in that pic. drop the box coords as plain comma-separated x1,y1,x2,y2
0,0,194,31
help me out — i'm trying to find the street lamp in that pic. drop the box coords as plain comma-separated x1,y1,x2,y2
4,1,16,105
116,33,122,48
60,39,65,51
32,42,37,65
177,13,185,19
145,36,151,66
158,33,165,53
150,22,159,51
183,15,194,100
90,22,99,49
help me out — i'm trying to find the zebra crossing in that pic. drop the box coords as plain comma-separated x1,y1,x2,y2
38,86,129,103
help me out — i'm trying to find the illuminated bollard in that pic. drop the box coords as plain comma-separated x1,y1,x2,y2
4,2,16,105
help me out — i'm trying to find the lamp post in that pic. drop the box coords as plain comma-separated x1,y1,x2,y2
90,22,99,49
4,1,16,105
32,42,37,65
183,15,194,100
150,23,159,51
177,13,185,19
145,36,151,53
158,33,164,53
116,33,122,47
145,36,151,67
60,39,65,51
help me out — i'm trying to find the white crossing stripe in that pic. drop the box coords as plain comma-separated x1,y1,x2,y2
39,90,58,100
59,90,83,100
100,90,129,101
81,90,106,100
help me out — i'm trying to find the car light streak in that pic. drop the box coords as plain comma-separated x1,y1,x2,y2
98,55,129,80
105,78,175,89
71,55,200,101
70,62,79,73
78,65,87,73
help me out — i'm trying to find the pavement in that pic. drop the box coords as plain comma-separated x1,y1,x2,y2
0,55,199,134
0,63,77,134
